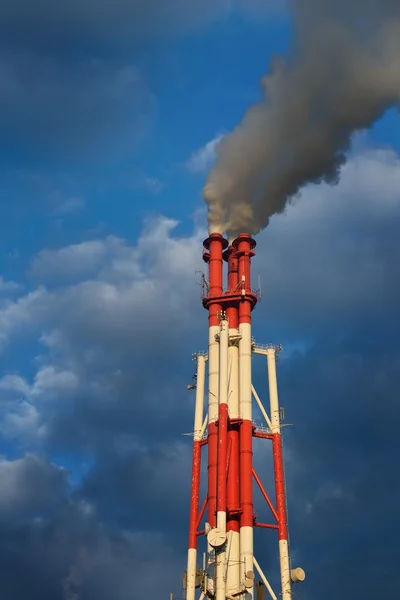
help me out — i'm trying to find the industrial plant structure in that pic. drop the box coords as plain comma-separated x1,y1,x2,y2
182,232,305,600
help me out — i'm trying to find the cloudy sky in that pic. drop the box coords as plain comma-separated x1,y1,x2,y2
0,2,399,599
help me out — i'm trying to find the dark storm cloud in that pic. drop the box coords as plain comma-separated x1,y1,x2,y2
0,0,277,163
0,53,154,163
275,332,400,600
81,442,192,544
0,0,230,52
0,455,183,599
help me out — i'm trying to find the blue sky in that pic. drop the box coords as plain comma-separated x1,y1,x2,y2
0,2,399,599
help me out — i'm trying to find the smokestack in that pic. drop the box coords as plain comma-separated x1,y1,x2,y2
181,233,306,600
204,0,400,238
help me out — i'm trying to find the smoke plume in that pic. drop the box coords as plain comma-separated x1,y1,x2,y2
204,0,400,238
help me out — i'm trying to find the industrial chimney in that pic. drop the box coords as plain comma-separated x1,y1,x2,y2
182,233,305,600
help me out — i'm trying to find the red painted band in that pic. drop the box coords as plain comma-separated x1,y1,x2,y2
188,440,202,549
227,425,240,533
217,402,229,514
240,419,253,528
272,433,289,541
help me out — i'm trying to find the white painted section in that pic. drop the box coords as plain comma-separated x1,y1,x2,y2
279,539,292,600
253,557,277,600
219,319,229,412
216,511,227,533
239,323,252,421
266,348,280,434
186,549,198,600
228,329,239,419
226,329,240,596
194,355,206,441
207,324,218,593
239,322,254,599
251,384,272,430
216,319,229,600
209,325,220,423
215,546,226,600
240,525,254,599
226,530,240,596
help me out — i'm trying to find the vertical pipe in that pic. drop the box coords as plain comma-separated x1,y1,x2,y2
266,348,291,600
204,233,226,591
206,234,225,531
186,355,206,600
225,246,241,596
215,318,229,600
235,234,256,600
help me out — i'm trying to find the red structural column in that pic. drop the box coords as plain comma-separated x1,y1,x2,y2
188,440,202,549
272,434,288,541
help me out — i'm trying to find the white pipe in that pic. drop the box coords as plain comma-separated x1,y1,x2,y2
239,321,254,600
253,557,277,600
186,355,207,600
209,326,220,425
251,384,273,430
228,331,239,419
207,325,219,585
215,319,229,600
226,330,240,596
266,348,280,434
279,540,292,600
224,530,233,580
194,356,206,441
239,323,252,423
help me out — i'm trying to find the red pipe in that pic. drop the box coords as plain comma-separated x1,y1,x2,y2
254,523,279,530
196,495,208,531
252,468,279,523
203,234,226,529
253,431,274,440
206,233,225,327
217,402,229,517
239,419,254,528
235,235,256,531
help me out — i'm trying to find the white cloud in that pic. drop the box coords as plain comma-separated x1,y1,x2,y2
31,237,121,280
186,133,224,173
0,287,49,352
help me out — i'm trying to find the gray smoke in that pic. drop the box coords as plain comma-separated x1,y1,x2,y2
204,0,400,238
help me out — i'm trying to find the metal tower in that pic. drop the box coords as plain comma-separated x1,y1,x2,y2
183,232,305,600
